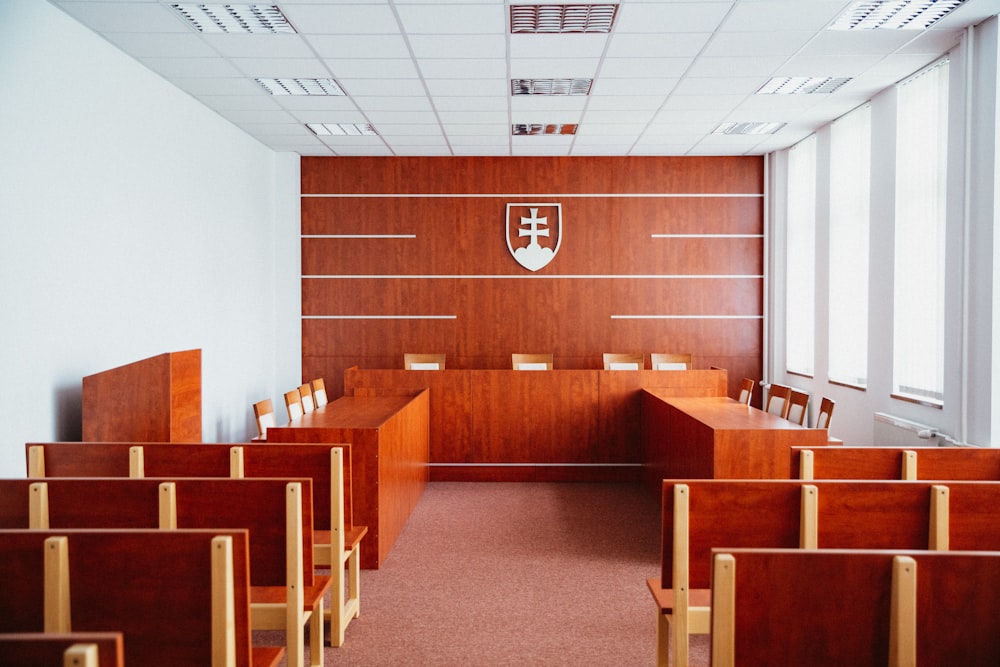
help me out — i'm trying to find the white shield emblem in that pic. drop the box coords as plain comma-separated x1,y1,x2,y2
506,203,562,272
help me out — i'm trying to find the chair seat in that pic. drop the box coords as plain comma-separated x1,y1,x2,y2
253,646,286,667
646,577,712,614
251,574,334,610
313,525,368,566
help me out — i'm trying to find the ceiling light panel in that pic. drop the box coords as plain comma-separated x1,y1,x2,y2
257,78,345,96
512,123,579,135
756,76,853,94
307,123,378,137
713,122,787,135
171,4,296,34
512,78,593,95
510,4,619,34
830,0,969,30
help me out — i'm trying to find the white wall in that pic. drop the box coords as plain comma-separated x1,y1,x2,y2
767,17,999,447
0,1,301,477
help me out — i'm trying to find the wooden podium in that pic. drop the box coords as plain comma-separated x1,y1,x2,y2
82,349,201,442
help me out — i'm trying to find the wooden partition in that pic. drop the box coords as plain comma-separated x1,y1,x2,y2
82,349,201,442
301,157,764,404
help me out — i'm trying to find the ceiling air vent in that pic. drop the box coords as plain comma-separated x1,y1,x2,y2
830,0,968,30
171,4,296,34
756,76,852,95
512,124,579,135
307,123,378,136
257,78,346,96
510,4,619,33
512,78,593,95
713,122,786,136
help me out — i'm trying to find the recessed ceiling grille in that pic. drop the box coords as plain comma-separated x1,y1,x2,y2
830,0,968,30
713,122,786,136
307,123,378,137
756,76,853,95
510,4,619,33
512,78,593,95
512,123,579,135
170,4,296,34
257,78,346,96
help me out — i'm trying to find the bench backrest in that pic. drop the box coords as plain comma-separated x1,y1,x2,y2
794,446,1000,481
0,528,254,667
710,548,1000,667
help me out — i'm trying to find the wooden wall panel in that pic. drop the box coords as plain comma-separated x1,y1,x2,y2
300,156,764,406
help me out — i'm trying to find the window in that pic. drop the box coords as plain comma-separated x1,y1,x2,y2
893,59,949,405
828,105,871,388
785,134,817,376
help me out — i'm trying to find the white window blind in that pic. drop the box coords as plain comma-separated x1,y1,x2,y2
893,59,949,405
785,134,817,376
828,105,871,388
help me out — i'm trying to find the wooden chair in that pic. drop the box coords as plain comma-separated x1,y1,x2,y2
0,632,124,667
602,353,644,370
764,383,791,417
404,353,446,370
253,398,276,439
737,378,754,405
298,384,315,414
651,353,691,370
785,389,809,425
512,353,552,370
816,396,835,429
284,389,304,421
311,378,328,408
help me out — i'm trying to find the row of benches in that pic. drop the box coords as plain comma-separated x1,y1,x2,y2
653,464,1000,665
1,441,369,667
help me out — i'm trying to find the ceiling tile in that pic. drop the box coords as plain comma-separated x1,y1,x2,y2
395,3,505,33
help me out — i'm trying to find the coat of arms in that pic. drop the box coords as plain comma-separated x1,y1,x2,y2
506,203,562,272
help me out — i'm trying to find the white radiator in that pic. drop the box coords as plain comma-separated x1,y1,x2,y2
873,412,942,447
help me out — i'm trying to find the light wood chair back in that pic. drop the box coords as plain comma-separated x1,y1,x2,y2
298,384,315,414
310,378,328,408
603,353,644,370
786,390,810,425
816,396,835,429
764,384,791,417
512,353,553,370
651,353,692,370
404,353,446,370
284,390,304,421
252,399,276,438
737,378,754,405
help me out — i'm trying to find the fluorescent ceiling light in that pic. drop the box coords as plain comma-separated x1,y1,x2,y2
307,123,378,137
829,0,968,30
171,4,296,34
713,122,786,136
510,4,619,33
756,76,852,95
512,123,579,135
512,78,593,95
257,78,345,96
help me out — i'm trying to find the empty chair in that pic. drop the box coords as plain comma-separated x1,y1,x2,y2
603,353,644,370
512,353,553,370
764,383,791,417
310,378,328,408
252,399,276,439
298,383,315,413
737,378,754,405
404,353,446,370
284,389,304,421
816,396,835,429
785,389,809,425
651,353,692,370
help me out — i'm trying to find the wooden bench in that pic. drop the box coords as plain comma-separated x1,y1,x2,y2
1,476,327,667
26,440,367,646
0,528,282,667
793,445,1000,481
0,632,124,667
709,548,1000,666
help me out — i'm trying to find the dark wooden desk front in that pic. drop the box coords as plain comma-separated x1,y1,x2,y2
641,392,832,493
343,367,727,482
265,390,429,569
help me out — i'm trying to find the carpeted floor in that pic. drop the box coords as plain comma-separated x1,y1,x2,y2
257,481,709,666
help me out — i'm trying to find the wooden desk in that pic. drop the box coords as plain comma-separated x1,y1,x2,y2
641,392,831,492
266,390,429,569
343,367,726,482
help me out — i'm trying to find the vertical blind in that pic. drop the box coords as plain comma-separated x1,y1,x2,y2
893,59,949,404
785,134,817,376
